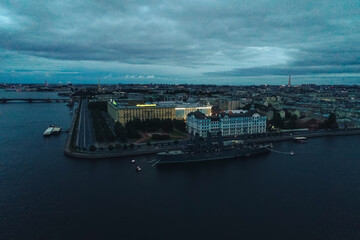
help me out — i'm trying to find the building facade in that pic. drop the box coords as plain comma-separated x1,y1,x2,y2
155,101,212,120
108,101,175,125
187,110,267,137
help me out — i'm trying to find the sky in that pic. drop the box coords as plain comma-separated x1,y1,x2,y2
0,0,359,85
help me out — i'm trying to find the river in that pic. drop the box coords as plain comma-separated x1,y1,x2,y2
0,90,359,239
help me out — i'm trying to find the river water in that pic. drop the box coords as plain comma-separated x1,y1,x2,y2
1,90,360,239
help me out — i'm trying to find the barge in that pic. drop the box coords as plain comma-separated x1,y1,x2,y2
156,145,270,164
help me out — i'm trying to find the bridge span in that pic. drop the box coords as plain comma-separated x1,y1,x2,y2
0,98,69,103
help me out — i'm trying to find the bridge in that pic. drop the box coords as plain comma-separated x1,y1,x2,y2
0,98,69,103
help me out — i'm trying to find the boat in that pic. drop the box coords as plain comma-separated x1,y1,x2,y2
43,125,61,136
293,137,308,143
4,88,17,92
43,125,55,136
52,126,62,135
136,166,141,171
156,144,270,164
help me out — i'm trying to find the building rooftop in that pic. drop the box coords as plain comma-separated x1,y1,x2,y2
188,110,265,120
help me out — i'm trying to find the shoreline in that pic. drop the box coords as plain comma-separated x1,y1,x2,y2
64,102,360,159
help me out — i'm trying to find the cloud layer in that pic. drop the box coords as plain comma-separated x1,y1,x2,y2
0,0,359,84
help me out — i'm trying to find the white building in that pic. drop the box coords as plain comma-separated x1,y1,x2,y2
187,110,267,137
155,101,212,120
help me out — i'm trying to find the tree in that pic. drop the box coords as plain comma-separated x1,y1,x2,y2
114,121,127,141
126,126,140,139
89,145,96,151
107,134,115,142
173,119,186,132
325,112,338,129
174,140,179,145
108,144,114,151
130,143,134,149
162,119,173,133
286,115,297,129
88,101,107,111
270,111,284,129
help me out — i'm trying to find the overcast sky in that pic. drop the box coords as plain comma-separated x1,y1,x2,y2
0,0,359,85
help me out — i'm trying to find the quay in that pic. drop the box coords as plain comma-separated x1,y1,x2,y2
64,100,360,160
64,128,360,159
246,129,360,144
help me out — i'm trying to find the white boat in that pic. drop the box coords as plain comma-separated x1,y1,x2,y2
52,127,62,135
293,137,308,143
43,126,54,136
43,125,61,136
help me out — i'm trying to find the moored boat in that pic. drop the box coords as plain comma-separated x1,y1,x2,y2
43,126,55,136
293,137,308,143
156,144,270,164
43,125,61,136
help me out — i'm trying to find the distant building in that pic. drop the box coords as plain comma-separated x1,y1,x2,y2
187,110,267,137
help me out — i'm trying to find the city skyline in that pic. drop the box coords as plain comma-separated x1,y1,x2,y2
0,0,359,85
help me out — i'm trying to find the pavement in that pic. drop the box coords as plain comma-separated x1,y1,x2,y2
76,99,95,149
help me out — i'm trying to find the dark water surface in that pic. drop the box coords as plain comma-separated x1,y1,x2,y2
1,91,360,239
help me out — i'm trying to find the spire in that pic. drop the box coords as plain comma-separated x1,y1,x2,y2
288,74,291,87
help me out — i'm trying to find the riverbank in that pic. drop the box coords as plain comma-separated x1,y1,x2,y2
246,129,360,143
65,127,360,160
64,101,360,159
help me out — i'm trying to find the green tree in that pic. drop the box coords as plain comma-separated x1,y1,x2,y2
173,119,186,132
325,112,338,129
270,111,284,129
286,115,298,129
114,121,127,141
108,144,114,151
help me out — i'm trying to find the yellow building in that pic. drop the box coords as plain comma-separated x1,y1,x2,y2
107,101,175,125
155,101,212,120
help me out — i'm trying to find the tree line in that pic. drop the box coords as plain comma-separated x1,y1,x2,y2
114,118,186,141
269,110,338,130
91,110,115,142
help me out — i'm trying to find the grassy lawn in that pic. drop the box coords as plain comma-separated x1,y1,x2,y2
169,128,188,139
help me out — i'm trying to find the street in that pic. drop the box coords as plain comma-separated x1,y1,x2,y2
76,99,95,149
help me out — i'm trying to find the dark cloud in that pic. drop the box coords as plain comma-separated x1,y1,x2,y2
0,0,359,83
